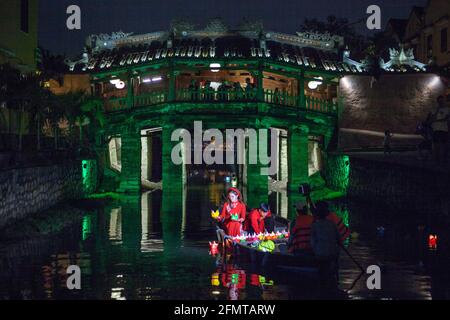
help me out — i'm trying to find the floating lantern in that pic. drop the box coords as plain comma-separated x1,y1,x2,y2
231,273,239,285
211,273,220,286
428,234,438,250
377,226,385,237
211,209,220,219
209,241,219,255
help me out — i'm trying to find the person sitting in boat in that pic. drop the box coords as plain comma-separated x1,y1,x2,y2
217,188,246,237
262,203,275,233
288,201,314,255
244,203,271,235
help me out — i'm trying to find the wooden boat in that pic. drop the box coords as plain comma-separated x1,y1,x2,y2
233,240,319,274
216,215,319,274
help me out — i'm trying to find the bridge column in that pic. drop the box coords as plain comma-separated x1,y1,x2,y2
246,128,269,209
287,125,309,193
161,124,185,197
118,126,141,193
297,70,305,108
161,123,185,251
126,72,135,108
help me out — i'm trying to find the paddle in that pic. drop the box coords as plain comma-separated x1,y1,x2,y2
339,243,365,273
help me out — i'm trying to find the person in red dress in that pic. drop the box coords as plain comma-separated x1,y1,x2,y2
218,188,246,237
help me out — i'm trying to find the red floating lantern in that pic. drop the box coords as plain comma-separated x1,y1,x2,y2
209,241,219,256
428,234,438,250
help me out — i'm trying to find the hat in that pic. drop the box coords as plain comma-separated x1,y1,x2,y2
259,203,270,212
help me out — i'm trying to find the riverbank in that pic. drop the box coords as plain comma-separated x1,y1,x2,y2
0,160,97,229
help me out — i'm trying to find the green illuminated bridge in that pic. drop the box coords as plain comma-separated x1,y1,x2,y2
70,21,364,208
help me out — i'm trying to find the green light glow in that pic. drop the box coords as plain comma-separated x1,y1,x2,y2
82,215,92,241
82,159,98,194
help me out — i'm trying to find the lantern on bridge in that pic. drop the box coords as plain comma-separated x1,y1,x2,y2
428,234,438,250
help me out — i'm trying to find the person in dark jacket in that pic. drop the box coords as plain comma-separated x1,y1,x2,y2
311,201,341,291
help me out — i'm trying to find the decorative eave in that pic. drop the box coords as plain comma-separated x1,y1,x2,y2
380,47,427,72
67,25,351,74
342,49,365,73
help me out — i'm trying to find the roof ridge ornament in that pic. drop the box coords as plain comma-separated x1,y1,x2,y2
296,31,340,42
204,18,229,33
380,45,427,71
342,48,365,72
87,31,134,51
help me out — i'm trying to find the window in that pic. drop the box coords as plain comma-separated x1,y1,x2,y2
441,28,448,53
20,0,29,33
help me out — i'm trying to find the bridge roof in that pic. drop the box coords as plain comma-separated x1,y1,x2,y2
67,22,429,75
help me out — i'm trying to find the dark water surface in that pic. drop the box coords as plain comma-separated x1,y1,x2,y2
0,183,449,300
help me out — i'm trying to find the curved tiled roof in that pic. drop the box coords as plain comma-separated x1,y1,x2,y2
73,32,362,74
69,29,428,75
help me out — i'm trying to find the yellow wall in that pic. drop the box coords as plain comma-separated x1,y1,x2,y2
423,0,450,67
0,0,39,71
48,74,92,95
407,0,450,66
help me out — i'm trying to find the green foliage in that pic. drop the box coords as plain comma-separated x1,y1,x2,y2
0,63,103,153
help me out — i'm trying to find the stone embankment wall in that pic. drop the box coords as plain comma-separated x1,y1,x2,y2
325,153,450,215
0,161,95,228
338,74,446,150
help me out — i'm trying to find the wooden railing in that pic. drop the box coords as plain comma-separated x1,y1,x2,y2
176,88,257,102
104,97,128,112
103,89,337,115
264,90,297,107
305,96,338,114
134,92,167,107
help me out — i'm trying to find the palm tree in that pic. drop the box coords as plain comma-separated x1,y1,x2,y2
46,93,67,150
38,47,67,85
10,73,43,151
28,88,52,151
59,91,85,144
0,64,21,146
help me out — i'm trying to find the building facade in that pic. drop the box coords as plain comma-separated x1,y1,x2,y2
0,0,39,71
402,0,449,68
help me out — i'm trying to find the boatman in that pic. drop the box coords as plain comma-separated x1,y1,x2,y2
288,201,314,255
317,201,350,243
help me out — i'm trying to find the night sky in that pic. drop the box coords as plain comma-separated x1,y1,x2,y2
38,0,427,57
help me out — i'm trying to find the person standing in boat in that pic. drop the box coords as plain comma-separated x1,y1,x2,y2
310,201,341,290
218,188,246,237
321,202,350,243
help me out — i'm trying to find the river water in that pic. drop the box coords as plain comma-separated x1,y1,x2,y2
0,183,448,300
